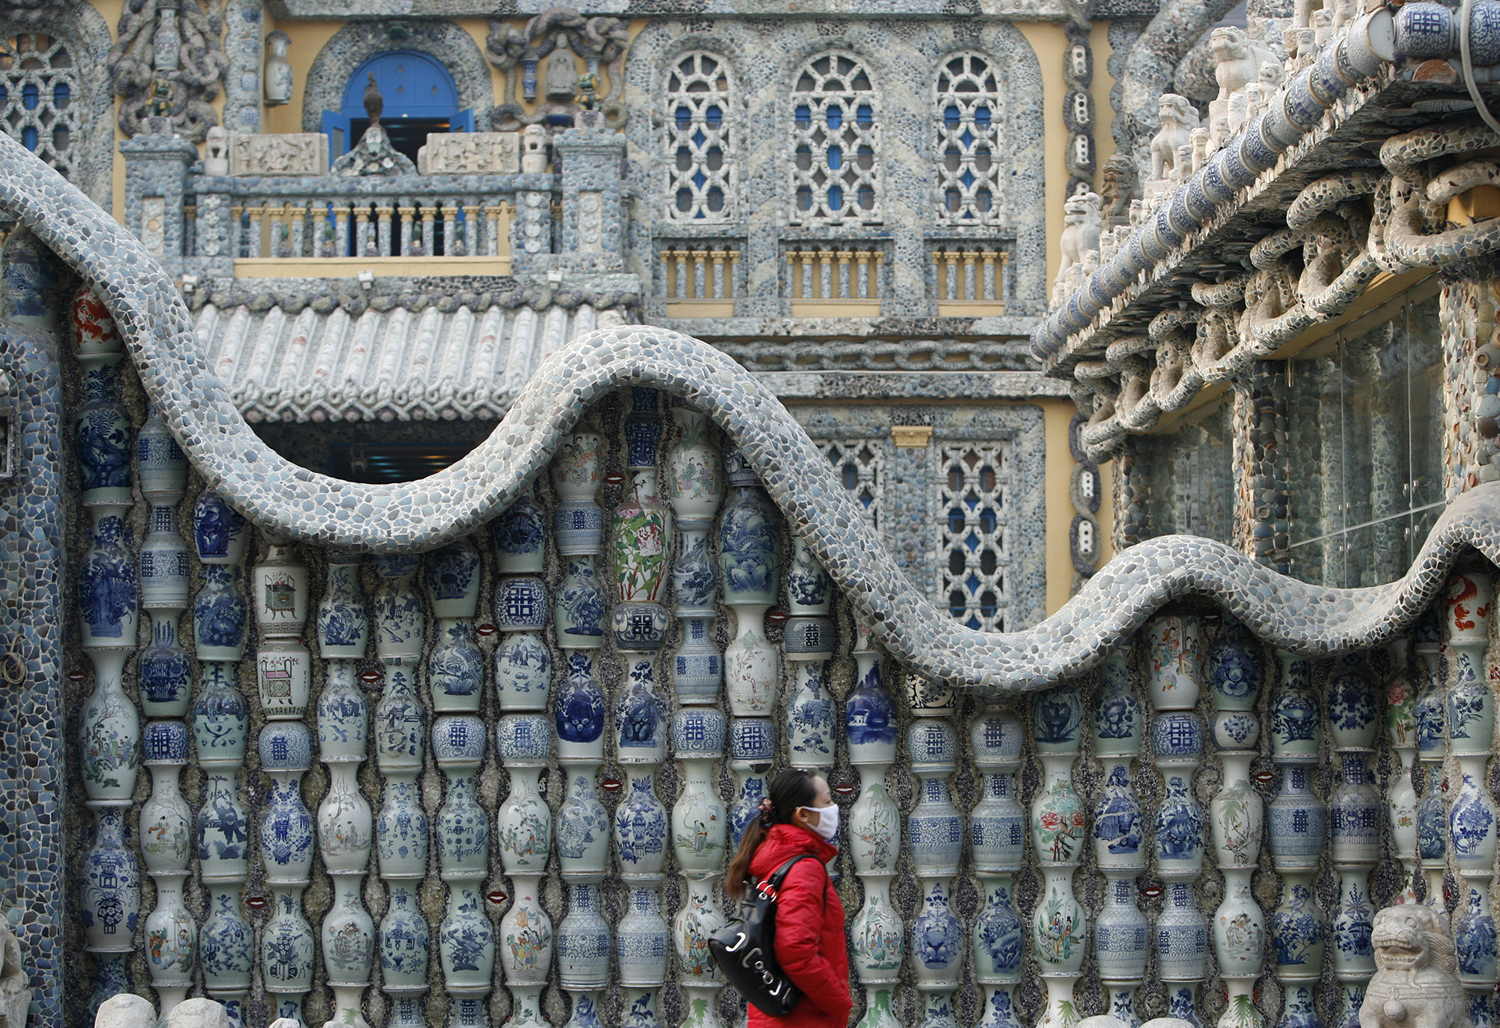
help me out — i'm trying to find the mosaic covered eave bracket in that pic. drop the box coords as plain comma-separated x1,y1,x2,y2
0,134,1493,692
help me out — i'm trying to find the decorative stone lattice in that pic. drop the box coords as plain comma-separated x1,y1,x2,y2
817,438,883,530
790,51,879,225
0,33,78,181
106,0,227,141
934,442,1010,631
664,52,734,222
935,52,1002,225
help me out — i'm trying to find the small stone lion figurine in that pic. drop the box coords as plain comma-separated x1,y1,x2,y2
1150,95,1198,184
1359,905,1470,1028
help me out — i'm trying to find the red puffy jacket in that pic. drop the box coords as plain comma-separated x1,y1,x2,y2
746,823,851,1028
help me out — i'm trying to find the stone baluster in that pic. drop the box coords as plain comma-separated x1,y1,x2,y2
1207,623,1267,1028
1384,638,1421,904
785,539,835,769
259,720,316,1026
433,714,495,1028
73,283,141,1009
1145,614,1207,1027
1270,650,1327,1028
1030,685,1086,1028
971,704,1025,1028
426,538,484,714
317,558,375,1027
1444,565,1498,1028
848,625,902,1028
191,492,251,1027
673,709,729,1028
1413,613,1448,907
668,401,723,706
1328,657,1380,1028
495,714,553,1028
1092,650,1147,1026
367,553,430,1028
721,447,781,718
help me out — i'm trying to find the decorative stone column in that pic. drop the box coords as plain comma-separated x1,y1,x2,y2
672,709,728,1028
1270,651,1327,1028
426,539,483,714
141,719,195,1016
1444,565,1498,1028
1327,659,1379,1028
614,387,671,653
436,714,495,1028
1092,651,1146,1026
258,720,315,1026
192,492,251,1027
316,554,374,1028
1413,612,1449,907
75,281,143,1007
1384,637,1420,904
496,714,553,1028
1207,624,1266,1028
971,704,1025,1028
1029,685,1085,1028
721,447,781,718
667,400,723,706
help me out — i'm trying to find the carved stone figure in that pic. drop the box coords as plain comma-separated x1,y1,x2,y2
202,126,228,176
164,999,229,1028
94,994,155,1028
331,78,416,178
1100,151,1139,222
263,31,292,106
229,133,328,176
521,124,548,174
485,7,629,129
1054,191,1103,305
1150,94,1198,185
0,920,26,1028
418,132,520,175
1358,905,1469,1028
1211,27,1278,104
107,0,228,141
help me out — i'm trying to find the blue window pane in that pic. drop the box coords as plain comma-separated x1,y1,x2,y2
692,128,706,148
944,105,961,129
979,508,997,533
677,188,693,212
675,105,691,130
976,106,992,128
692,169,706,188
795,104,811,128
705,104,722,128
21,126,36,150
948,508,965,532
827,145,841,170
858,186,874,209
826,105,843,130
828,184,843,210
22,83,37,111
707,187,723,213
54,82,69,109
796,186,812,210
856,104,873,127
976,189,992,212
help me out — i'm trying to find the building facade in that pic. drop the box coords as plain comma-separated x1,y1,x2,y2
0,1,1494,1028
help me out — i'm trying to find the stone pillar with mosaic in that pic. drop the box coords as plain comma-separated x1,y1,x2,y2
1384,637,1420,904
1029,684,1085,1028
972,702,1026,1028
1326,656,1379,1028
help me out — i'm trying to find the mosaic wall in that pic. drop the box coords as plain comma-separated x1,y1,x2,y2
55,271,1500,1028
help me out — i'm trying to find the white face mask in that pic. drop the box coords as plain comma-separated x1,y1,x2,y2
805,803,839,842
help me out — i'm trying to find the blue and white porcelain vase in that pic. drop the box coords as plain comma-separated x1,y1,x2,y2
494,490,547,573
1272,651,1320,762
617,657,668,765
557,882,611,989
316,552,369,659
372,554,424,664
193,564,246,662
785,660,835,768
728,718,776,849
557,768,610,879
555,651,607,763
1145,613,1203,710
494,575,550,712
617,883,669,987
552,426,605,556
911,878,963,988
555,556,606,649
672,709,728,875
849,629,898,765
429,617,484,714
425,537,481,619
435,715,495,1004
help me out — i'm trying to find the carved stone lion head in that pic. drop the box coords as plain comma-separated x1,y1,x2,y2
1211,26,1249,59
1157,94,1197,130
1372,904,1458,975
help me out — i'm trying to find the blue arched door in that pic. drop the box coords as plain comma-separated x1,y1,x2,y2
321,50,472,166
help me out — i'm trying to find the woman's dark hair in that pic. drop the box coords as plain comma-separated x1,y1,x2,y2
725,769,822,901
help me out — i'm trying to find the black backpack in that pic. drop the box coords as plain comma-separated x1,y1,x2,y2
709,855,828,1018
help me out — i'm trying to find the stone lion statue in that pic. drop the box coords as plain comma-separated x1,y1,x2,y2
1210,27,1281,104
1151,95,1198,184
1053,190,1103,303
1359,905,1470,1028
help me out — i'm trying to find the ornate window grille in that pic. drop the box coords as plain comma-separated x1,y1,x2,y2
935,442,1011,631
791,51,880,225
665,52,734,222
0,33,77,181
818,439,883,530
936,52,1002,224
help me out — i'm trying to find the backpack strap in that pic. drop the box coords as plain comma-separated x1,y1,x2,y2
757,854,830,909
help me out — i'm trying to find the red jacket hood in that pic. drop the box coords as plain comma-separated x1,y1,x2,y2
748,823,839,880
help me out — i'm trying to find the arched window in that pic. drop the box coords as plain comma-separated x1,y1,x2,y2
665,52,734,222
791,51,879,225
0,33,78,180
936,52,1002,225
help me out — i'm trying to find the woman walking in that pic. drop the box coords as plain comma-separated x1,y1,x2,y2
725,769,853,1028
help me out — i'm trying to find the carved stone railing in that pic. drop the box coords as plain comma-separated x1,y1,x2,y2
184,174,548,278
784,247,886,316
659,245,742,316
930,246,1008,315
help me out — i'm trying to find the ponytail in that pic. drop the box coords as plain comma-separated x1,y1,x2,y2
725,769,820,901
